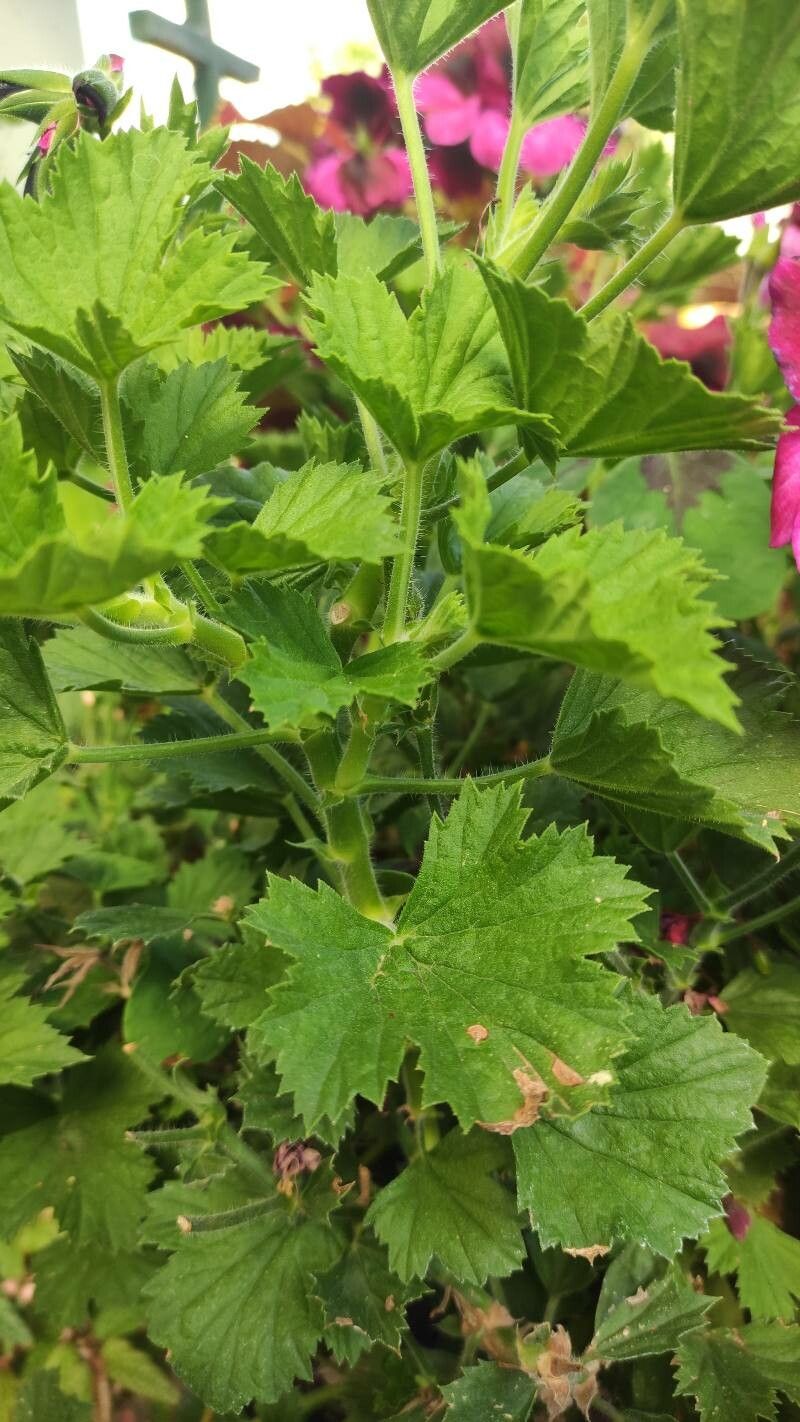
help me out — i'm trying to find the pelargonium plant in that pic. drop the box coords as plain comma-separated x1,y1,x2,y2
1,2,800,1419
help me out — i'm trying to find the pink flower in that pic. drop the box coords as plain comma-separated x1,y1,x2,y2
521,114,587,180
659,911,699,945
769,406,800,568
108,54,124,74
644,315,730,391
768,258,800,401
414,72,482,147
306,146,411,215
722,1194,752,1242
322,69,394,143
38,124,56,155
428,143,486,199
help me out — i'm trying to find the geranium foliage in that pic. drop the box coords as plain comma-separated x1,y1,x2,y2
0,5,799,1419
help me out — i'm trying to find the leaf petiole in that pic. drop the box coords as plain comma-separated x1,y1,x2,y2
580,209,686,320
392,68,442,285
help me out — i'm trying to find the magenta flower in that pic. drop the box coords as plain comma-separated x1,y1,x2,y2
306,147,411,215
768,258,800,568
38,123,57,155
414,71,482,147
322,69,395,144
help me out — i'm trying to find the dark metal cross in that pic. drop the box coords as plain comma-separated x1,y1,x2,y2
129,0,259,126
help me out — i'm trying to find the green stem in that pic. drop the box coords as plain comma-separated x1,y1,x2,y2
720,838,800,913
68,726,285,764
305,728,389,923
667,850,719,918
510,0,670,277
393,68,442,284
181,559,225,617
99,374,135,508
357,396,388,479
81,607,192,646
430,628,478,674
64,469,115,502
335,715,376,794
494,106,527,243
359,757,552,797
580,209,685,320
713,892,800,948
207,691,323,824
189,606,247,668
384,459,424,643
424,449,529,525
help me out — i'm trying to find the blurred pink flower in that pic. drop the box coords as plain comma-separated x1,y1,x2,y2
38,124,56,155
109,54,125,74
306,146,411,215
644,314,730,391
769,257,800,400
428,142,486,199
769,406,800,568
414,71,482,146
322,69,395,143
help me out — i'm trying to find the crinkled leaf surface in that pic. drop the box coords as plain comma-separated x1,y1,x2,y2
513,0,589,126
308,265,557,464
144,1180,341,1414
587,1270,714,1362
0,620,67,807
0,129,268,377
673,0,800,221
366,0,508,73
0,968,83,1086
514,995,765,1255
194,935,285,1031
675,1323,800,1422
719,964,800,1065
367,1130,524,1285
217,159,337,287
248,782,648,1131
0,1051,156,1247
208,459,399,575
42,625,200,695
481,263,780,458
551,668,800,849
704,1214,800,1323
441,1361,536,1420
234,584,428,730
318,1233,422,1364
125,358,257,478
456,468,738,729
0,474,219,618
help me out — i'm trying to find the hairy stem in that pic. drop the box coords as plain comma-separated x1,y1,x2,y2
180,558,225,617
68,726,285,764
580,209,686,320
305,728,389,923
510,0,671,277
667,850,720,918
713,892,800,948
207,691,323,824
430,628,479,674
719,837,800,913
393,68,442,284
384,459,424,643
99,374,135,509
357,396,388,479
81,606,192,646
358,757,552,796
494,107,527,244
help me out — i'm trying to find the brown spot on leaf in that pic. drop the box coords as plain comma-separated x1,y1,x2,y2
334,1315,354,1327
479,1068,548,1134
212,894,235,916
564,1244,610,1265
551,1056,584,1087
625,1286,649,1306
531,1326,600,1421
176,1215,192,1234
384,1295,395,1312
467,1023,489,1043
587,1070,613,1086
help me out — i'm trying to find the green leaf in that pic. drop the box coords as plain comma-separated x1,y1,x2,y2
456,469,739,730
100,1338,178,1408
123,943,229,1065
0,780,83,883
0,129,268,378
514,994,766,1256
673,0,800,222
481,263,780,459
0,968,84,1086
588,0,677,132
208,459,399,575
0,410,62,569
194,935,285,1031
634,226,741,316
589,457,675,534
513,0,589,126
144,1183,341,1414
441,1361,536,1420
0,1293,32,1351
248,782,647,1132
487,473,584,547
42,625,200,694
675,1323,800,1422
0,1050,156,1247
587,1269,714,1362
319,1233,422,1364
308,264,557,465
0,620,67,808
0,474,219,618
366,0,508,74
335,211,456,284
235,584,428,731
550,667,800,850
367,1131,524,1284
9,348,104,461
125,358,257,478
236,1054,351,1147
719,965,800,1065
682,466,787,622
704,1215,800,1322
16,1373,92,1422
217,159,337,288
158,323,302,400
759,1062,800,1130
75,904,195,946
